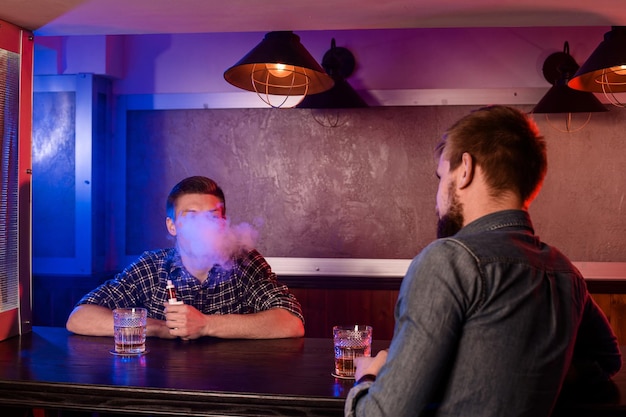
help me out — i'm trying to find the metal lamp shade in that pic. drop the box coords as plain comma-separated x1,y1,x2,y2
534,42,607,114
533,80,607,113
297,38,367,108
224,31,334,97
297,76,367,108
568,26,626,93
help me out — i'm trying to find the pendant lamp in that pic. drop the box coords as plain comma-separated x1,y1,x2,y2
224,31,334,108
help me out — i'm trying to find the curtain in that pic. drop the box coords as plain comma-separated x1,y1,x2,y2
0,48,19,312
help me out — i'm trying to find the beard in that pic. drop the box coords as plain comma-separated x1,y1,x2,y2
436,182,464,238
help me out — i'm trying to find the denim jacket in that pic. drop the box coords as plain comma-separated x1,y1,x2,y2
345,210,621,417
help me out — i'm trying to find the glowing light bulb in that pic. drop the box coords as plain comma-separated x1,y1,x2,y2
266,63,295,78
611,64,626,76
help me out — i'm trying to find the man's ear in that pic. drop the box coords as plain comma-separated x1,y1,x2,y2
166,217,177,236
457,152,475,189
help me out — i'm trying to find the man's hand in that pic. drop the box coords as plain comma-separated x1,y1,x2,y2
162,303,303,339
146,316,177,339
163,303,207,340
354,349,389,381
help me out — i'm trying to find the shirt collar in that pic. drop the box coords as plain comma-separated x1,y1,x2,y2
456,209,534,236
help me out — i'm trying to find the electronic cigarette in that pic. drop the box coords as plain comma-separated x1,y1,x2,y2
166,279,184,305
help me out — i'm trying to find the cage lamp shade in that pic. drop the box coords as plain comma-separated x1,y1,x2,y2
224,31,334,103
568,26,626,93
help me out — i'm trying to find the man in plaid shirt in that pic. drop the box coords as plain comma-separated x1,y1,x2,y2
66,176,304,340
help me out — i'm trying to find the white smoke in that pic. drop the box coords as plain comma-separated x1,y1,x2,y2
175,213,259,270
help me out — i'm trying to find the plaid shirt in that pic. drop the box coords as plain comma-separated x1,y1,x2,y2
77,248,304,323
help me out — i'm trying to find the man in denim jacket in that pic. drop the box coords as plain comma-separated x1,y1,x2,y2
345,105,621,417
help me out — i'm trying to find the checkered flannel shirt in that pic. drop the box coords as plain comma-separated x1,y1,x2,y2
77,248,304,323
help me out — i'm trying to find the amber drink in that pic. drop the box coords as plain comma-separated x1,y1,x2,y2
113,308,147,355
333,325,372,378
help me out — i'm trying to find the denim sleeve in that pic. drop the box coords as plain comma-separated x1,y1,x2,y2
569,290,622,383
344,381,373,417
344,240,482,416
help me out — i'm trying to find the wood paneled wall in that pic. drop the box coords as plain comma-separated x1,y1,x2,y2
291,288,626,343
290,288,398,340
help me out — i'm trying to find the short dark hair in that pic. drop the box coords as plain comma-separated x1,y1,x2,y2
435,105,547,205
166,176,226,219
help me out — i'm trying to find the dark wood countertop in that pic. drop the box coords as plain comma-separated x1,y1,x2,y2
1,327,625,416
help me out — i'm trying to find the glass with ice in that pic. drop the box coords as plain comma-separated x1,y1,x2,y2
112,307,147,355
333,325,372,378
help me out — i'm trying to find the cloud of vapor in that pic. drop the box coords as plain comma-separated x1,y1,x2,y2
175,213,259,271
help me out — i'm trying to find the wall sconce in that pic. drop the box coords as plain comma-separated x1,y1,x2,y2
224,31,334,108
297,39,367,127
297,39,367,109
568,26,626,107
533,41,607,132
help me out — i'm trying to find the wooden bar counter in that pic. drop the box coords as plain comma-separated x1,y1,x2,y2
0,327,361,416
0,327,625,416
